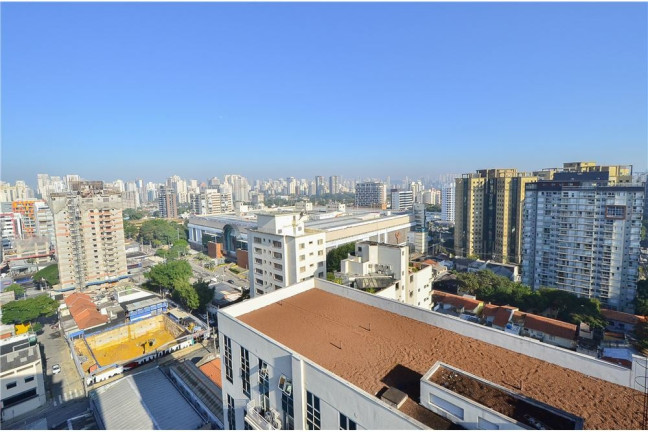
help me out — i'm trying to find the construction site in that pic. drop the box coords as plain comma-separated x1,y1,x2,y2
73,315,187,374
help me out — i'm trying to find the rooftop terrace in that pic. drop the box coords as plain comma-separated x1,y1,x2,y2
239,288,642,429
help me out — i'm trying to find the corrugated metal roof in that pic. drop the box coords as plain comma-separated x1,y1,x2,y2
91,367,205,430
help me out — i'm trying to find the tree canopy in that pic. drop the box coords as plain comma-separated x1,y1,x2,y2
156,239,190,260
33,264,59,287
426,204,442,212
635,279,648,316
145,260,192,290
326,242,356,273
4,283,25,297
455,270,606,329
123,208,147,220
134,218,187,247
1,295,59,324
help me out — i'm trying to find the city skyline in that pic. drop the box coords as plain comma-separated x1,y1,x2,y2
2,2,646,183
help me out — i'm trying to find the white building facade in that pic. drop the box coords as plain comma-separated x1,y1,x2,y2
0,344,47,422
441,183,455,223
248,213,326,296
391,190,414,211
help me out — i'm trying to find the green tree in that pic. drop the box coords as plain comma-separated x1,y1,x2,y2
145,260,192,291
1,295,59,324
326,242,356,272
635,279,648,316
426,204,442,212
123,220,139,239
173,280,200,312
123,208,147,220
33,264,59,287
5,283,25,298
138,219,186,247
193,280,216,312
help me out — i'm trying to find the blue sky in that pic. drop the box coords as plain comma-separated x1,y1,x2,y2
2,2,646,184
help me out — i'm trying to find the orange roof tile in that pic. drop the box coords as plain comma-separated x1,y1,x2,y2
199,358,222,388
433,291,482,311
601,308,644,325
64,292,108,330
523,314,577,340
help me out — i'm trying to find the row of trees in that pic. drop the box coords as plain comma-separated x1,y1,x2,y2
124,218,187,247
144,260,214,313
156,239,190,260
1,295,59,325
455,270,607,329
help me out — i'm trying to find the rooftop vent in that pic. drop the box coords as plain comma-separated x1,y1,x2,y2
380,386,408,409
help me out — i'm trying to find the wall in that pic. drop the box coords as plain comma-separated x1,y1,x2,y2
0,348,47,422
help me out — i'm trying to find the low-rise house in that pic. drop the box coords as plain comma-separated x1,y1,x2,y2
481,305,520,333
601,347,634,369
432,291,483,318
519,314,578,350
600,308,646,335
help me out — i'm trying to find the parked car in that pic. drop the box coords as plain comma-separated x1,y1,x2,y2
52,364,61,375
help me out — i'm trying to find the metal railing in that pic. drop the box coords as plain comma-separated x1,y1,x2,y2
245,399,281,430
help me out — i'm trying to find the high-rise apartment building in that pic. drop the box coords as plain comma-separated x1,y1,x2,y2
314,176,326,196
390,189,413,211
0,181,35,202
49,182,128,291
441,183,455,223
521,162,642,313
454,169,536,263
158,186,178,219
190,189,224,215
248,213,326,297
329,175,340,195
11,200,38,237
355,182,387,208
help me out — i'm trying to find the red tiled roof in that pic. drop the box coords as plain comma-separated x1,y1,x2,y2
523,314,577,340
64,292,108,330
482,305,518,328
199,358,222,388
601,308,644,325
433,291,482,311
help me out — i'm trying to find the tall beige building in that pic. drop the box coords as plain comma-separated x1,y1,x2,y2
49,182,128,291
454,169,536,264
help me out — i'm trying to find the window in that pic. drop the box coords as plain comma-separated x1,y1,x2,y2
241,347,251,397
478,417,499,430
317,239,323,245
227,394,236,430
243,410,253,430
259,359,270,410
306,391,321,430
299,243,305,249
282,389,295,429
339,413,356,430
224,335,233,383
6,381,17,389
24,376,34,383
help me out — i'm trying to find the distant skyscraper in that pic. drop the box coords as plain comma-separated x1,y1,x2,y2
441,183,455,223
49,181,128,291
355,182,387,208
455,168,536,263
315,176,326,196
158,186,178,219
329,176,340,195
522,162,641,312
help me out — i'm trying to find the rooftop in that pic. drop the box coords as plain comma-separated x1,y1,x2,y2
520,313,578,340
0,343,40,371
238,288,642,429
432,291,483,311
601,308,646,325
198,357,223,389
65,293,109,330
90,367,205,430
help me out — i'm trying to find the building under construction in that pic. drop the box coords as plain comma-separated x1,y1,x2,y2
70,314,205,387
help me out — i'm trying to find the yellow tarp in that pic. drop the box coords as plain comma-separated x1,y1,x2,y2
14,323,31,334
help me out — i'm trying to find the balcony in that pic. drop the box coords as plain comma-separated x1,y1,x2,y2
245,399,282,430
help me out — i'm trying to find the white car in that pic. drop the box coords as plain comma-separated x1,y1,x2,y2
52,364,61,375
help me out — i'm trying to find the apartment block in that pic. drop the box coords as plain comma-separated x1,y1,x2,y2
390,189,413,211
158,186,178,219
248,213,326,296
329,176,340,195
339,241,434,309
0,213,23,250
217,279,643,431
441,183,455,223
354,182,387,209
522,163,643,313
49,182,128,291
11,200,38,237
454,169,536,264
